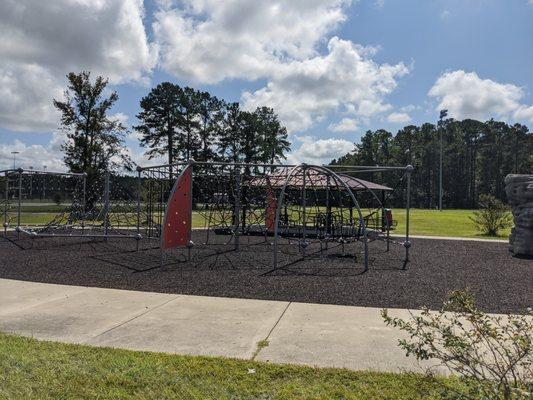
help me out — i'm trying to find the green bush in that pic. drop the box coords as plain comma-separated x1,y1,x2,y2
470,195,512,236
382,290,532,400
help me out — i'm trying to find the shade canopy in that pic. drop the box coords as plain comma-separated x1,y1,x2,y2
248,169,392,191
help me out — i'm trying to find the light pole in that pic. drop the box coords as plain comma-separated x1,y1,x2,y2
438,109,448,211
10,151,19,169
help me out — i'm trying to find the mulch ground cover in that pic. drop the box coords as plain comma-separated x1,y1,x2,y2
0,231,531,314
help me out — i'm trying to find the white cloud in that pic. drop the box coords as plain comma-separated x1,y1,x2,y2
386,111,411,123
0,64,63,132
328,118,359,132
0,0,157,133
111,112,130,125
154,0,352,84
286,136,353,164
155,1,407,133
399,104,417,113
428,70,533,122
0,134,67,171
242,37,408,132
514,105,533,121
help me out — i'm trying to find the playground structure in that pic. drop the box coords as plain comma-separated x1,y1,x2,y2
1,168,139,240
2,161,413,271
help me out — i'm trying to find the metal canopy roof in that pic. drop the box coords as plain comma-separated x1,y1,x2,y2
248,169,392,191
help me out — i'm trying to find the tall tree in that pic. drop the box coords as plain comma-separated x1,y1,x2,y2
53,71,131,179
254,107,290,168
217,102,243,164
177,87,202,160
134,82,184,168
197,91,222,162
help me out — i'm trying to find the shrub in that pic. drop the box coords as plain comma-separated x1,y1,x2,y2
382,290,532,400
470,194,512,236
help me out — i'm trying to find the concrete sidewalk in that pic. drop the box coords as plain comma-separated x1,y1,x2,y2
0,278,434,373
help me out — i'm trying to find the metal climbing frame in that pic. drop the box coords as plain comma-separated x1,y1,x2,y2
2,162,413,270
141,160,413,271
1,168,139,240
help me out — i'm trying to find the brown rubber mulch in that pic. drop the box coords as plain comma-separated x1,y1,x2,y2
0,231,531,314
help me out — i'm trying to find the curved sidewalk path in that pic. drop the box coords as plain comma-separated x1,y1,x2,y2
0,278,463,373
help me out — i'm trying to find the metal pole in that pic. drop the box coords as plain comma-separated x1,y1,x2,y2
81,174,86,234
404,165,413,267
3,171,8,237
325,175,331,249
234,167,241,251
439,128,443,211
438,109,447,211
136,167,142,250
301,164,307,258
103,172,110,240
17,169,22,238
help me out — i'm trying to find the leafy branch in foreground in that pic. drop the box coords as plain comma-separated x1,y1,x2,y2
382,291,532,399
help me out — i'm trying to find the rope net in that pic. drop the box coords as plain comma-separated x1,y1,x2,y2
2,170,139,238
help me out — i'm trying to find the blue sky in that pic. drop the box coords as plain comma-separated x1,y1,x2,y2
0,0,531,170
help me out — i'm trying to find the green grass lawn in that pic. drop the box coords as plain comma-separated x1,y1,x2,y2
0,332,465,399
5,208,510,240
391,209,511,239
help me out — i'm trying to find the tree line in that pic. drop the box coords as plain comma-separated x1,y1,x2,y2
331,119,533,208
53,72,532,209
135,82,290,168
53,72,290,185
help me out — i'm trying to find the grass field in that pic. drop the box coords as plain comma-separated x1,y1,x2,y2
391,209,511,239
4,208,510,239
0,332,466,399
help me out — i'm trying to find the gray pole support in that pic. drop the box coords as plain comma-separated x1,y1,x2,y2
81,173,87,234
301,164,307,258
3,171,8,237
404,165,413,266
234,167,241,251
136,167,142,250
439,129,443,211
17,168,22,238
103,172,110,240
325,175,330,248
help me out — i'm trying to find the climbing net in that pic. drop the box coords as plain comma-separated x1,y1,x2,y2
1,169,139,240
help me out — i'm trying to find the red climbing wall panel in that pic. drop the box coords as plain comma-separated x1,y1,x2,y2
161,166,192,250
265,187,277,232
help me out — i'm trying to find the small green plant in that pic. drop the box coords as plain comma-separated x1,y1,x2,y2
470,194,512,236
382,291,532,400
